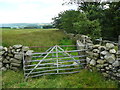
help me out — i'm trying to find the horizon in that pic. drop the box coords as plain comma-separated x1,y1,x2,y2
0,0,77,24
0,22,52,24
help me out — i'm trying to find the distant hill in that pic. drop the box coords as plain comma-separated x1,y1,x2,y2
0,23,53,29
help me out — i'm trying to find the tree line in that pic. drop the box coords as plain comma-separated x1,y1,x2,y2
52,1,120,41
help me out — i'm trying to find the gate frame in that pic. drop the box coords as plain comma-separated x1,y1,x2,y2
23,45,87,80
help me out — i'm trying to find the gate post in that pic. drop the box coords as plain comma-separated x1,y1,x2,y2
118,35,120,50
117,35,120,61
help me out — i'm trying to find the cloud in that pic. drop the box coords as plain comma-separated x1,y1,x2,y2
0,0,77,23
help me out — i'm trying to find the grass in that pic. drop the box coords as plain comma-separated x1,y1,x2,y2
2,28,65,52
2,69,118,88
2,28,119,88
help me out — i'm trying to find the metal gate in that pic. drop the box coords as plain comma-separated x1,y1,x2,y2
23,45,87,80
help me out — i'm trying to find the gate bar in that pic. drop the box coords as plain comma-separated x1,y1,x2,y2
25,67,82,75
24,63,86,71
25,60,85,67
56,46,59,73
25,63,85,70
31,55,87,60
31,71,81,78
32,49,87,55
29,45,83,48
25,59,85,63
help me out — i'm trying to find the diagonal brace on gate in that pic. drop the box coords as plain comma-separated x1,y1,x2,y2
25,45,56,80
25,45,81,80
57,45,80,65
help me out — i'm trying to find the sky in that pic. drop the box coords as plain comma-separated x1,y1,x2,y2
0,0,77,23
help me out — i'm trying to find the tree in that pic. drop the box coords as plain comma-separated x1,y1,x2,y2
52,10,101,39
63,0,120,40
102,2,120,40
52,10,81,33
73,13,101,39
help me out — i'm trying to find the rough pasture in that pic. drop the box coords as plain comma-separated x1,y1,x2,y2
1,29,118,88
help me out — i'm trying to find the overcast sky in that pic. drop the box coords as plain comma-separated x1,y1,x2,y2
0,0,77,23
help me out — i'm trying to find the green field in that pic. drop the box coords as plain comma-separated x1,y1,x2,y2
2,29,67,51
2,29,119,88
2,29,64,47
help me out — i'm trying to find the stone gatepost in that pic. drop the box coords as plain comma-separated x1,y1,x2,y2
117,35,120,61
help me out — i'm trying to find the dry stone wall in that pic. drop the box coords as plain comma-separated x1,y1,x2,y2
67,33,93,48
76,35,93,66
76,34,120,81
86,43,120,80
0,45,33,71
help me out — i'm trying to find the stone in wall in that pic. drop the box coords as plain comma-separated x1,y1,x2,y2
86,42,120,81
68,34,93,49
76,34,120,81
67,33,75,40
0,45,33,71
